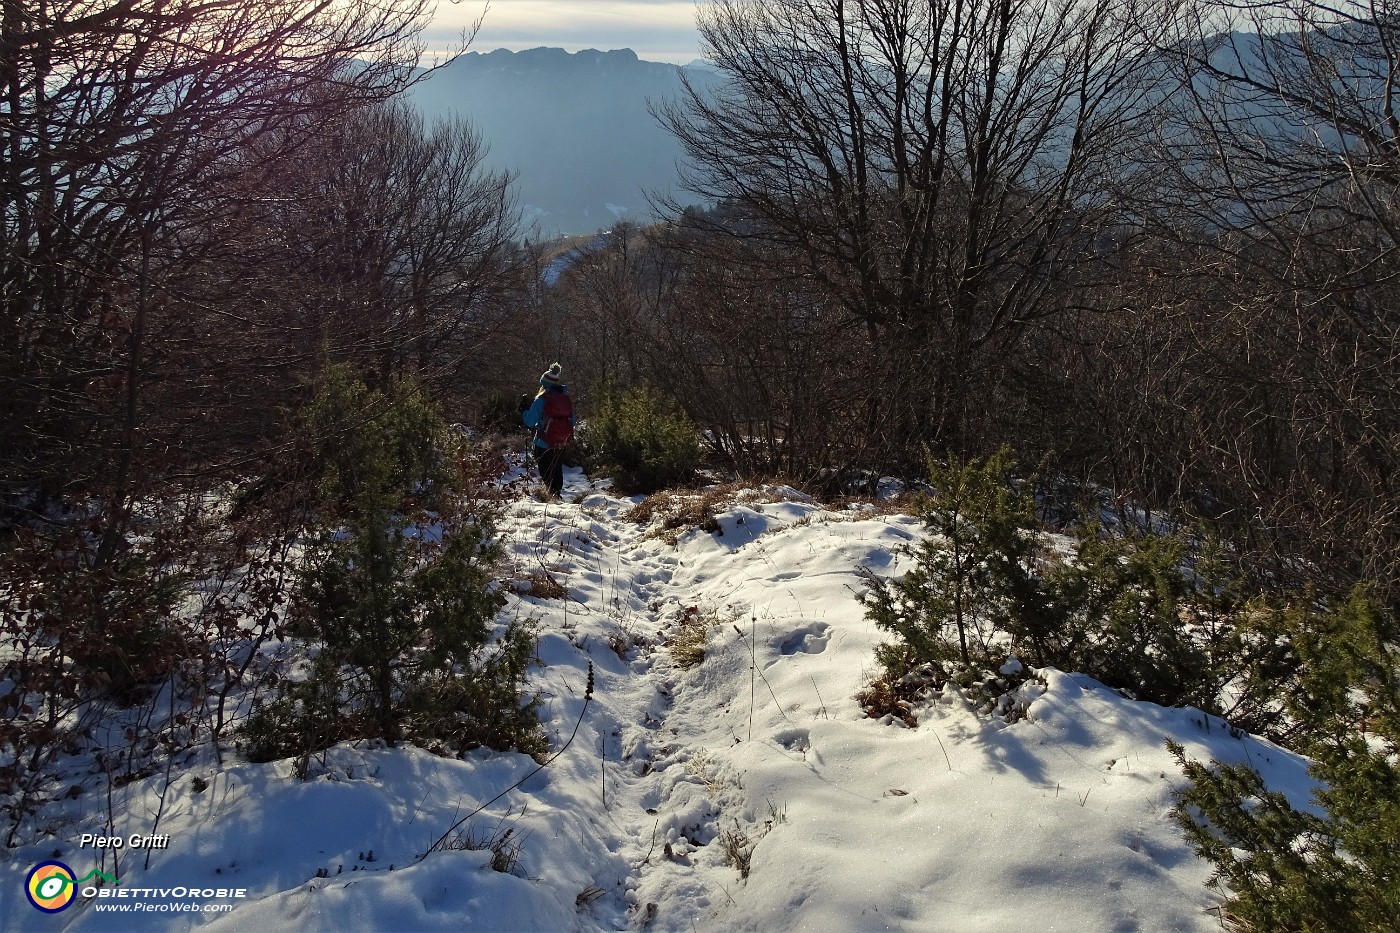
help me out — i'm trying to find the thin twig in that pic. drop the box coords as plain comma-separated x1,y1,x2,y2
641,818,660,865
932,728,953,772
145,676,179,871
420,664,594,861
748,615,757,742
810,676,828,720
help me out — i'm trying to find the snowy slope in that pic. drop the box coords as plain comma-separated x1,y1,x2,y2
0,467,1317,932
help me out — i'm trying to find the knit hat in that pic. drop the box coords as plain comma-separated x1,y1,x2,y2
539,362,563,388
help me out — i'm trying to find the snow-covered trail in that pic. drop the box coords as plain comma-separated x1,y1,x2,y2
2,467,1320,933
493,471,918,927
497,471,1316,933
496,474,774,928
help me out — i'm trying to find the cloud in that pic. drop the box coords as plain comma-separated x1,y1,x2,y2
431,1,703,63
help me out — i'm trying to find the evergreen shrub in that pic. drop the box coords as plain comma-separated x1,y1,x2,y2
861,448,1304,720
859,454,1399,926
1171,588,1400,932
301,364,457,512
478,390,528,435
239,366,545,768
861,447,1043,672
584,383,703,494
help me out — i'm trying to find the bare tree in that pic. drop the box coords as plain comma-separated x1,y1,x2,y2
538,224,657,391
1146,0,1400,596
98,96,519,489
224,100,519,383
643,217,880,483
0,0,446,543
661,0,1174,462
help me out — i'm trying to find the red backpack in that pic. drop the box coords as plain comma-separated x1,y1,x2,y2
539,391,574,449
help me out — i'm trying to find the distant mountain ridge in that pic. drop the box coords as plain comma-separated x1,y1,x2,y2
405,47,721,236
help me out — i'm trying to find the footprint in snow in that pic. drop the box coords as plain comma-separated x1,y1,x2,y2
773,728,811,752
777,622,831,656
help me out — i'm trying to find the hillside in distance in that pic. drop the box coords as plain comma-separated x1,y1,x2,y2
406,47,722,236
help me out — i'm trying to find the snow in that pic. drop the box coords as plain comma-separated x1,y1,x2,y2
0,465,1318,931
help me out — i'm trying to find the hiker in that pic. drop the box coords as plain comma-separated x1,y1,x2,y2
522,362,574,498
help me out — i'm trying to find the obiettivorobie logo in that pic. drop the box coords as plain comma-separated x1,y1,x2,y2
24,860,246,916
24,861,119,913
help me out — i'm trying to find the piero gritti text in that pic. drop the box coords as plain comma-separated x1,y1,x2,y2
78,833,172,850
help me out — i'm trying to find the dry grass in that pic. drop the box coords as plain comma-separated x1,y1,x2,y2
441,821,527,874
618,475,929,547
855,677,920,726
856,657,946,726
719,822,755,879
623,486,727,544
667,605,719,668
719,803,787,881
506,570,568,600
684,747,725,795
624,480,828,544
822,493,924,518
605,629,646,660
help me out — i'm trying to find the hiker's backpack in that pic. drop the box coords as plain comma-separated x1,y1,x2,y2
538,391,574,449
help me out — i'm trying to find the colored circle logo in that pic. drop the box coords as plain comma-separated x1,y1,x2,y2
26,861,77,913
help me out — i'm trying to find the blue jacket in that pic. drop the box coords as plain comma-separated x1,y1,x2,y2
522,385,574,450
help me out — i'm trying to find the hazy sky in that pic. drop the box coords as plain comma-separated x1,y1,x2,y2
428,1,705,64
